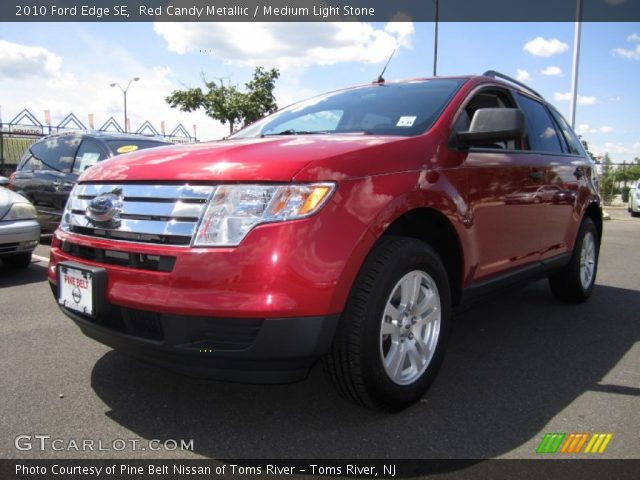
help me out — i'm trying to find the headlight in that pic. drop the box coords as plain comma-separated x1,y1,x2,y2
2,202,37,221
194,183,335,247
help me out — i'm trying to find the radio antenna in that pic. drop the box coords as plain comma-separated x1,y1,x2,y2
375,48,396,84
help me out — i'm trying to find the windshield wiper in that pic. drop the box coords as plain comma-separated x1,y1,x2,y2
260,129,331,137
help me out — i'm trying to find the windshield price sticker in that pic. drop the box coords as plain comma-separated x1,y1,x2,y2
396,116,417,127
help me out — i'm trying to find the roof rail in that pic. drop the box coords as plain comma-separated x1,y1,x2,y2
482,70,543,99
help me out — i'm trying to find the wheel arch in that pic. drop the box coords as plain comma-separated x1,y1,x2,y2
583,201,603,247
381,208,465,306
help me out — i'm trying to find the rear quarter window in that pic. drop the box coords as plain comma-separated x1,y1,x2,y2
29,136,81,172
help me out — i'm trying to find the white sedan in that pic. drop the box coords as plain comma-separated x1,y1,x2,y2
629,182,640,217
0,176,40,268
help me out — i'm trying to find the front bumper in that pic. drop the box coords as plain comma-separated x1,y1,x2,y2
0,219,40,255
53,284,340,383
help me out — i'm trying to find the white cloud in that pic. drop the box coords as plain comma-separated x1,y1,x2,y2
608,96,622,102
590,142,634,157
554,92,596,105
577,125,614,135
153,22,415,69
0,40,64,80
515,69,530,82
612,33,640,60
612,45,640,60
576,124,595,135
523,37,568,57
0,36,227,141
540,66,563,76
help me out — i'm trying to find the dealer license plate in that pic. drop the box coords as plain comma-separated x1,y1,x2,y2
58,265,94,316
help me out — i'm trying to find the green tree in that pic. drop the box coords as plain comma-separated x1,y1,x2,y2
599,153,616,205
166,67,280,135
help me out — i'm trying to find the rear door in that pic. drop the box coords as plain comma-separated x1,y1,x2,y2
515,94,585,260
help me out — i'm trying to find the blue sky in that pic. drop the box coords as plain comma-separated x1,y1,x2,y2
0,21,638,160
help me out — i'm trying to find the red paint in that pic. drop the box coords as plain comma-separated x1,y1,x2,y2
48,75,600,318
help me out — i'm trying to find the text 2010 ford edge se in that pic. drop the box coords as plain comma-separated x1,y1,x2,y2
48,72,602,411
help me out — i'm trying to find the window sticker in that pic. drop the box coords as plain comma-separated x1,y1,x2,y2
116,145,139,154
396,116,417,127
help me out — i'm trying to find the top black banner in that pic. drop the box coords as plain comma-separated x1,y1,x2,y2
4,0,640,22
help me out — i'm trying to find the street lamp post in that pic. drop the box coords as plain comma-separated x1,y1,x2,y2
433,0,439,76
110,77,140,133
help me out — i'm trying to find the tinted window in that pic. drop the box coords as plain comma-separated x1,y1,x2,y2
516,94,563,153
105,139,168,155
73,140,108,174
232,79,466,138
29,136,80,172
18,154,41,171
547,106,588,156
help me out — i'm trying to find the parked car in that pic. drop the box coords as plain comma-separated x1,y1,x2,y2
505,185,561,204
47,71,602,411
0,176,40,268
628,182,640,216
9,132,170,232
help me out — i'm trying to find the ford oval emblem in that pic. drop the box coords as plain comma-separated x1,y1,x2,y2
86,192,123,225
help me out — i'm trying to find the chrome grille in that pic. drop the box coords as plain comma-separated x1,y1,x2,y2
64,184,215,245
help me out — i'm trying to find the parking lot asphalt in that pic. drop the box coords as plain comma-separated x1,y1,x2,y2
0,209,638,460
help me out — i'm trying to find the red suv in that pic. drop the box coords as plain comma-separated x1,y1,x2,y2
48,71,602,411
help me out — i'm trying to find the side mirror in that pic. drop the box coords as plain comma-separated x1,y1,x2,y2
457,108,526,148
0,176,9,187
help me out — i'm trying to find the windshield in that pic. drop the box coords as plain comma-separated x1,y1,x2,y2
231,79,465,139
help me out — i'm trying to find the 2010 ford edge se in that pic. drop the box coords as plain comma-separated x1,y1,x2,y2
48,71,602,411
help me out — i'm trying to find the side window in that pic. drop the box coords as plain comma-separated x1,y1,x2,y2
73,140,108,174
18,153,41,172
30,136,81,172
548,107,588,156
516,93,563,153
20,141,46,172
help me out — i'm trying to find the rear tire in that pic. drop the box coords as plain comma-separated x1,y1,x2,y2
549,218,599,303
324,236,451,412
3,252,32,269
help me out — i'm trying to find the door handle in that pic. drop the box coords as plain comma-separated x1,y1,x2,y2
529,170,544,181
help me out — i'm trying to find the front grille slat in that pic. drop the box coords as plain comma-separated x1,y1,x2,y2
65,183,215,246
69,198,206,220
75,184,213,200
67,213,197,237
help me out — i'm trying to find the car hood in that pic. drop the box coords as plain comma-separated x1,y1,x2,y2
79,135,408,183
0,187,30,219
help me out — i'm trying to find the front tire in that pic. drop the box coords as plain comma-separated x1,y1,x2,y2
549,218,599,302
325,236,451,412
